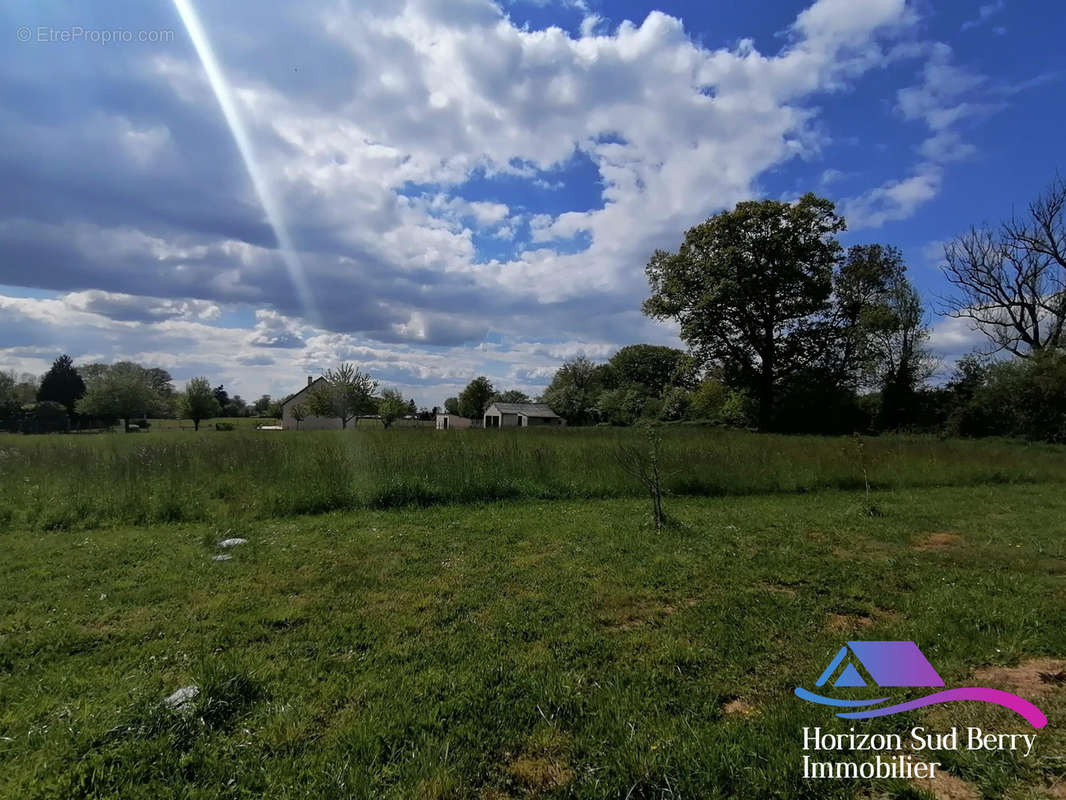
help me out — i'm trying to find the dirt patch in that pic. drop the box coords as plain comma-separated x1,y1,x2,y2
507,756,574,793
599,595,677,631
722,698,755,717
826,613,875,632
972,658,1066,697
914,532,963,551
910,770,980,800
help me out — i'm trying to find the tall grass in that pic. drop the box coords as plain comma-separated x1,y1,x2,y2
1,427,1063,531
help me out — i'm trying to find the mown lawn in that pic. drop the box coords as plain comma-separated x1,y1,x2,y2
2,483,1064,799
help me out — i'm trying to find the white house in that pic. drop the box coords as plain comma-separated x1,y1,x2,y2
280,376,343,430
483,402,564,428
435,413,473,430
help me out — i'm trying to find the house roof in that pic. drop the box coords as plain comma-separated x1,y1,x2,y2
486,402,560,418
280,377,326,409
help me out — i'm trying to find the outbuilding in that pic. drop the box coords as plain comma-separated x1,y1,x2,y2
435,413,473,430
482,402,564,428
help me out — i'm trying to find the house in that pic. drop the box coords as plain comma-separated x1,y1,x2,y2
280,376,342,430
435,413,472,430
482,402,564,428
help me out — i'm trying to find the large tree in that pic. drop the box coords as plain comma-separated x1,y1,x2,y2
308,363,378,428
75,362,165,432
458,376,494,420
941,177,1066,357
643,193,846,429
36,354,85,417
603,344,694,395
541,356,608,425
180,377,221,431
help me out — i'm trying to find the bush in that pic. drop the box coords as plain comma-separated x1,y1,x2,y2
215,422,236,432
131,419,151,430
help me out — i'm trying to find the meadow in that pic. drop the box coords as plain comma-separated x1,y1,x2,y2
2,426,1066,532
1,428,1065,799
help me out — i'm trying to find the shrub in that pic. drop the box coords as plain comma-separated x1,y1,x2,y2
215,422,236,431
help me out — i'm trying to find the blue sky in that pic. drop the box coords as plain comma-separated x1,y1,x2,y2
1,0,1063,405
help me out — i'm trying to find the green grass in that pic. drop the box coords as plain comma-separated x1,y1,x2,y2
2,427,1065,531
1,483,1064,798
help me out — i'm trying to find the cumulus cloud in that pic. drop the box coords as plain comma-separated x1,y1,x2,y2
1,0,1003,396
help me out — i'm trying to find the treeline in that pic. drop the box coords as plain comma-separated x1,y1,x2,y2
0,357,427,433
540,179,1066,443
0,357,282,433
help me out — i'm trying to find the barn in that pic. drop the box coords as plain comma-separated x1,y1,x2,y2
482,402,564,428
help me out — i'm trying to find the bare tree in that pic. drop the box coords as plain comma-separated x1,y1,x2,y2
616,424,667,531
941,177,1066,357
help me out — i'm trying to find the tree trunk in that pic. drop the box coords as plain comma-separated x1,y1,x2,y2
193,419,200,431
123,418,130,433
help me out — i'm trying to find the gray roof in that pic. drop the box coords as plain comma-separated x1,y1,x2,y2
280,377,326,409
487,402,560,418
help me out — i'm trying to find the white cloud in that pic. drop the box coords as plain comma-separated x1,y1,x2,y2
961,1,1006,32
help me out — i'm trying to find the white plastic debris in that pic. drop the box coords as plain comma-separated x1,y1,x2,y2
211,554,232,562
163,685,199,713
218,538,248,548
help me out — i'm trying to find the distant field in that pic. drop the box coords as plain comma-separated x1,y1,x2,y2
1,427,1065,532
1,484,1064,799
97,416,433,432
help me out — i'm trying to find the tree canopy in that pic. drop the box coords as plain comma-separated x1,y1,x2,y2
308,364,378,428
458,376,494,420
36,354,85,417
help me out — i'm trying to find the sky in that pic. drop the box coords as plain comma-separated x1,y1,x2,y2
1,0,1064,407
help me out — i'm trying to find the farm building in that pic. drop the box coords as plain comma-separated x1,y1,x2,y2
435,413,473,430
483,402,564,428
280,376,342,430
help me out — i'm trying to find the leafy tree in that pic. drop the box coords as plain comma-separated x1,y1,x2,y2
308,363,378,428
948,349,1066,442
20,401,69,434
541,356,608,425
253,395,272,416
291,403,307,429
658,386,691,421
406,398,417,415
832,245,933,428
224,395,248,417
36,355,86,417
76,362,163,432
458,376,494,420
181,377,221,431
213,385,230,412
491,389,531,404
377,388,408,428
0,371,20,429
644,193,846,429
443,397,460,415
604,345,693,395
941,177,1066,357
596,386,652,426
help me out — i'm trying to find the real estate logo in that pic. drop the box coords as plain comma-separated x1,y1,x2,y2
794,640,1047,728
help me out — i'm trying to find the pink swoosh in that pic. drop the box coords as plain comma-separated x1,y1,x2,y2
836,688,1047,728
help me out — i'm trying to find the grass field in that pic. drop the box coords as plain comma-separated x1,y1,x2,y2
1,430,1064,798
2,427,1066,532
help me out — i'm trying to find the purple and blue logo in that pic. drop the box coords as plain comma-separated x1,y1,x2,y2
794,641,1047,729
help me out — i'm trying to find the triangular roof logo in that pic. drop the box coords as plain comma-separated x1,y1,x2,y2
816,641,944,688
